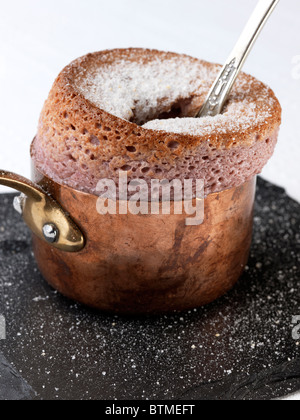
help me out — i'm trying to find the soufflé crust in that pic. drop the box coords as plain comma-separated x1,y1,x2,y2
32,48,282,196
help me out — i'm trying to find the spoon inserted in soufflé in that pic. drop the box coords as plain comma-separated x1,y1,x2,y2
196,0,280,118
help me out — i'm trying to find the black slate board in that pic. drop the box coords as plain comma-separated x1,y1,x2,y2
0,351,36,400
0,177,299,401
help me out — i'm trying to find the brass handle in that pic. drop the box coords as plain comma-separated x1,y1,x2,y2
0,170,85,253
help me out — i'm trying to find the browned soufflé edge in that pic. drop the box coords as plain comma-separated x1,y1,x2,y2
32,48,282,197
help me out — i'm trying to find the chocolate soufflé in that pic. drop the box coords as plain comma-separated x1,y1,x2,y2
32,48,282,197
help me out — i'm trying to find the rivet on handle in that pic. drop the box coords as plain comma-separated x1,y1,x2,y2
42,223,59,244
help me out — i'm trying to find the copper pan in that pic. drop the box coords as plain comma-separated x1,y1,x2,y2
0,150,256,315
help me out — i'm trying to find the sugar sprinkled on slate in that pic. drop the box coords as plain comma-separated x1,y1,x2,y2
0,178,299,400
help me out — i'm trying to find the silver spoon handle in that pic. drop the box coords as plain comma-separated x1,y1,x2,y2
196,0,280,118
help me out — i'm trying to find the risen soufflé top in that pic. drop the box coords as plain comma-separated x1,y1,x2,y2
32,48,282,196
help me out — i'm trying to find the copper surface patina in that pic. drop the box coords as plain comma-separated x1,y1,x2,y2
31,163,256,315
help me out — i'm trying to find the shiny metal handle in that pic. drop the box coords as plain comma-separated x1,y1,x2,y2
197,0,280,118
0,170,85,253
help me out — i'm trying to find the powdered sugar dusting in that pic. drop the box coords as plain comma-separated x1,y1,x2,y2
143,75,275,136
74,53,275,136
143,95,272,137
74,56,219,125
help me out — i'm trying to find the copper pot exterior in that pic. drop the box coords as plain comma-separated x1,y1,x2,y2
31,164,256,315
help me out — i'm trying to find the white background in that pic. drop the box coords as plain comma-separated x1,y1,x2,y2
0,0,299,400
0,0,299,201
